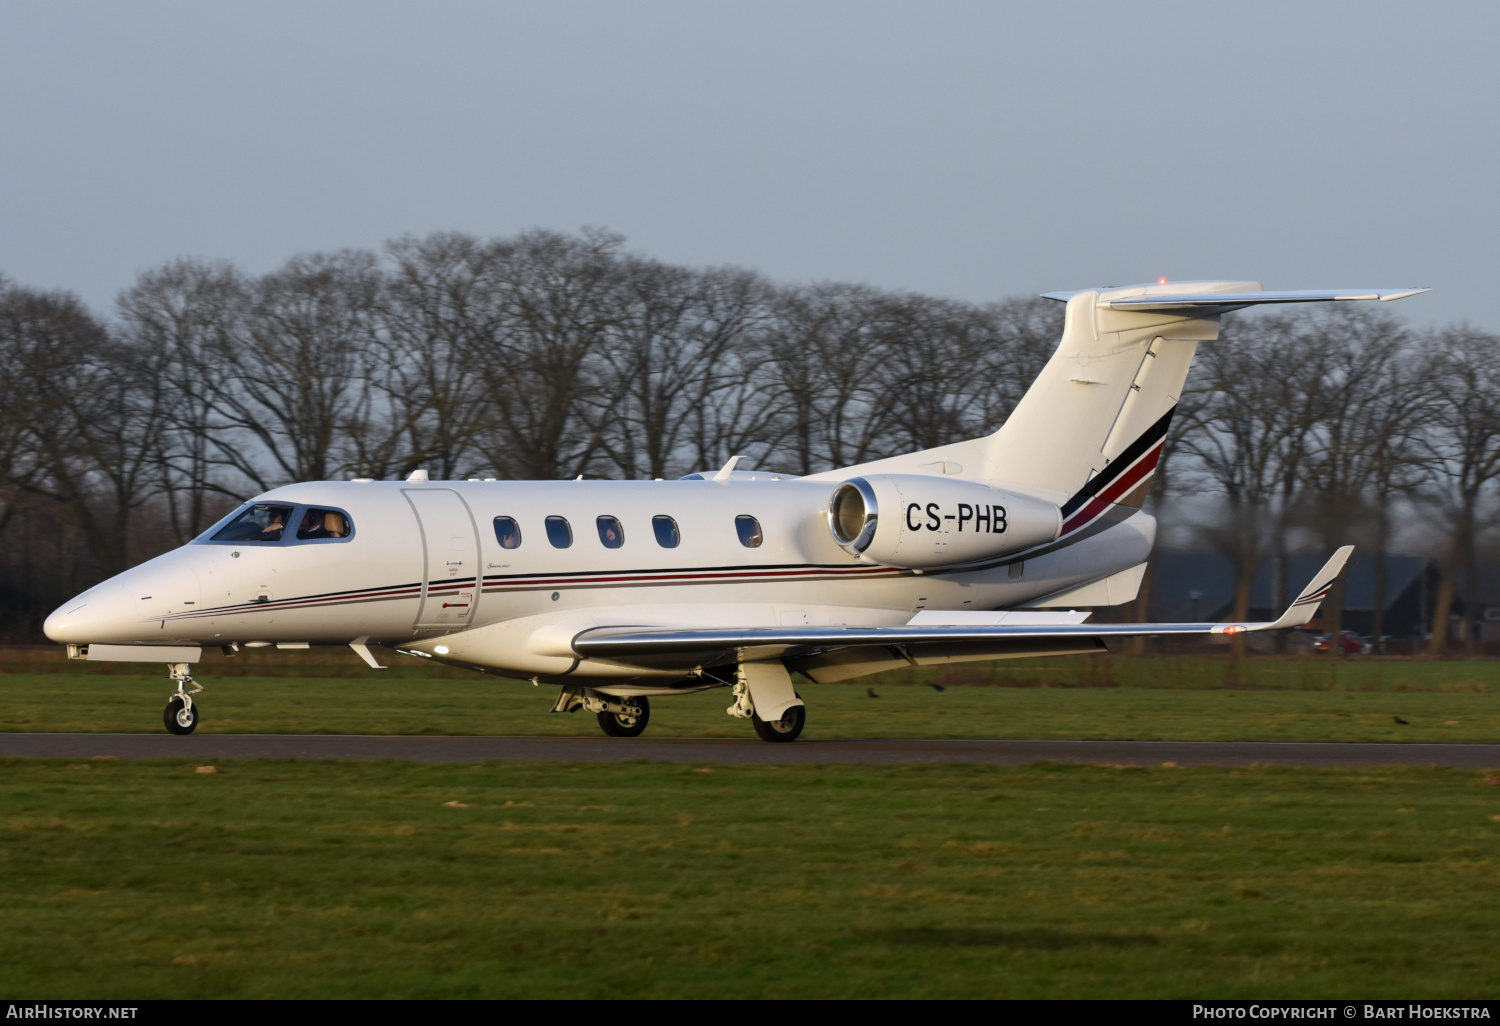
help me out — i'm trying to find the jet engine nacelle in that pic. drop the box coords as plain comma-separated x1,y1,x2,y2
827,475,1061,569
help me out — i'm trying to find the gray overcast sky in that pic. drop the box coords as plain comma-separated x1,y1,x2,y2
1,0,1494,328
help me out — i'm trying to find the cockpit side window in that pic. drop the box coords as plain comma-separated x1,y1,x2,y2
211,503,295,543
296,507,353,541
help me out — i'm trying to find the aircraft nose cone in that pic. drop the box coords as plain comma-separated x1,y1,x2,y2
43,584,124,644
44,557,203,645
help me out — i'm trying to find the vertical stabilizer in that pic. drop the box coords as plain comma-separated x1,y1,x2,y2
978,281,1254,503
806,281,1428,534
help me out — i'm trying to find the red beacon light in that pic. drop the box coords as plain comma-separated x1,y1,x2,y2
1221,624,1246,635
1158,277,1168,284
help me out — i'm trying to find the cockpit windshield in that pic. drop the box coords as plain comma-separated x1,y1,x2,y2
211,503,295,543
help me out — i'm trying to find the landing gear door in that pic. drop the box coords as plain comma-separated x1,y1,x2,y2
402,488,481,631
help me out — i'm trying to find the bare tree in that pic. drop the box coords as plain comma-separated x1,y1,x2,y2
206,250,383,488
763,283,896,474
1181,326,1307,643
0,284,165,575
372,232,505,480
1296,307,1411,655
471,230,625,479
1417,327,1500,655
117,258,248,541
876,294,1005,453
593,260,774,479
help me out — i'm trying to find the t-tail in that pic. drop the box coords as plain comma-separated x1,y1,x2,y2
976,281,1429,522
813,281,1428,523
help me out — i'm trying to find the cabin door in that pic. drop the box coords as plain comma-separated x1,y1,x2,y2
403,488,481,631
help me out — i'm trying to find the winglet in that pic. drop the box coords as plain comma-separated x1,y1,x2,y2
1252,546,1355,631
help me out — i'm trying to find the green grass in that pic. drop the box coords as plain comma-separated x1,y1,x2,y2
2,665,1498,743
2,758,1498,998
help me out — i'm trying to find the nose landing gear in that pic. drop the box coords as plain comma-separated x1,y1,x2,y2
163,662,202,736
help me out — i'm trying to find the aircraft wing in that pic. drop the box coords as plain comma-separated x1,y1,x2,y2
571,547,1353,668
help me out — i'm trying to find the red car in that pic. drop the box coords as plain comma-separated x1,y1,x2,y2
1312,630,1364,654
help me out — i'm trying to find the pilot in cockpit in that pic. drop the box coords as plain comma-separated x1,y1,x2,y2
258,509,287,540
298,509,329,539
296,509,349,541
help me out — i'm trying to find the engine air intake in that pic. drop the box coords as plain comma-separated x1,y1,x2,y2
829,479,879,553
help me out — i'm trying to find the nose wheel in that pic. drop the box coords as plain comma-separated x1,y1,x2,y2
164,696,198,735
163,662,201,736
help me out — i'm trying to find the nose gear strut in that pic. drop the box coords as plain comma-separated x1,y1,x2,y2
164,661,202,735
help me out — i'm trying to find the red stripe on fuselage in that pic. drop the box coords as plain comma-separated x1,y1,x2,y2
1060,441,1163,536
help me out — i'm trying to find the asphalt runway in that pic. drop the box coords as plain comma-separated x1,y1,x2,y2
2,733,1499,767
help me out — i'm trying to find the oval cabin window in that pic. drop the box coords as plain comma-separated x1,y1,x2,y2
735,515,763,548
596,516,625,549
493,517,522,549
545,516,573,549
652,515,680,548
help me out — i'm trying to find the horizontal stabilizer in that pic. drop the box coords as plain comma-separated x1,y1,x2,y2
1102,289,1429,311
1041,287,1429,311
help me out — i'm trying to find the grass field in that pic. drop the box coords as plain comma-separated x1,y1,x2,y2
2,656,1498,743
2,758,1498,998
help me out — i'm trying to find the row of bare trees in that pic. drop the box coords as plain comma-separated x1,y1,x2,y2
1168,306,1500,654
1,229,1496,650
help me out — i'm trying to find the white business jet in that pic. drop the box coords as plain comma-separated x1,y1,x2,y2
44,280,1426,740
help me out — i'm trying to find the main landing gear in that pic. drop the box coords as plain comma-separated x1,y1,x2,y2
752,704,805,743
598,696,650,738
163,662,201,735
552,687,650,738
551,661,806,743
727,660,806,743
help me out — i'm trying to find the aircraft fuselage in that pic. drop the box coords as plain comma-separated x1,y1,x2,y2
44,477,1153,683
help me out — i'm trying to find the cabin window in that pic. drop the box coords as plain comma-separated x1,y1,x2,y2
295,508,351,540
652,515,680,548
735,515,763,548
211,503,294,543
545,516,573,548
493,517,522,549
596,516,625,549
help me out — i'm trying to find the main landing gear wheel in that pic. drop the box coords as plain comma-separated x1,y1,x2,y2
753,703,805,743
164,696,198,735
597,696,650,738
